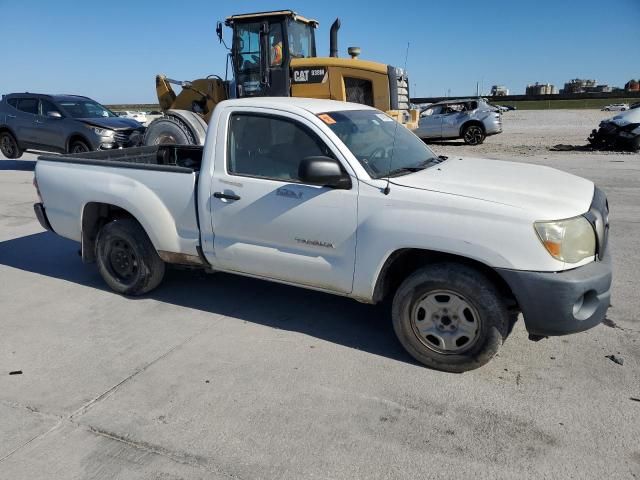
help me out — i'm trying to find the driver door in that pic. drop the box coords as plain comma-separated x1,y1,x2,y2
209,108,358,294
416,106,443,138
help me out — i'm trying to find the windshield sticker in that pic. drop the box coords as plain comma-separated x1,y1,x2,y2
318,114,336,125
376,113,394,122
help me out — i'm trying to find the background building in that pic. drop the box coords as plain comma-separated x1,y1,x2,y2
561,78,612,94
490,85,509,96
625,79,640,92
525,82,557,95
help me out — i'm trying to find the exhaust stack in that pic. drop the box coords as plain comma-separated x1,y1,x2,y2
330,18,340,57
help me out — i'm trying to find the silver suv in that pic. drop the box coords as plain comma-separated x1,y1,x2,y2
0,93,144,158
414,98,502,145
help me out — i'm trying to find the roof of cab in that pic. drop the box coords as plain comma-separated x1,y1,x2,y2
225,10,318,27
218,97,377,115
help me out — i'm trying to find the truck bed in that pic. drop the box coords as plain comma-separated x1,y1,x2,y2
36,145,204,260
38,145,203,173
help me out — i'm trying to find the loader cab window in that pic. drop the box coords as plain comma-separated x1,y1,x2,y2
234,22,261,72
288,20,316,58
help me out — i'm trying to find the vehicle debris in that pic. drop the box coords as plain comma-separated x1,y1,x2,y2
605,354,624,366
588,108,640,152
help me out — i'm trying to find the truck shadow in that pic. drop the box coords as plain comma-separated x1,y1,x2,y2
0,232,416,366
0,160,36,171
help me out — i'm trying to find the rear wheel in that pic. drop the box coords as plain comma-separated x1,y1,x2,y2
462,124,485,145
392,263,509,372
95,218,165,295
143,116,197,145
0,132,23,159
69,140,90,154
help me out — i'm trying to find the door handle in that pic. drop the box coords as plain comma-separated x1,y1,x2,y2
213,192,241,201
34,120,44,124
7,114,16,119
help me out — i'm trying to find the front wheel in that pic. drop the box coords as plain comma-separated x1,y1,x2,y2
69,140,90,154
462,124,486,145
392,263,509,372
95,218,165,295
0,132,23,159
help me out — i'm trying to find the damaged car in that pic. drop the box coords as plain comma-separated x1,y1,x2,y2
414,98,502,145
588,108,640,152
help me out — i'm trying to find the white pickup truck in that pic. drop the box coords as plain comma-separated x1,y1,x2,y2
33,97,612,372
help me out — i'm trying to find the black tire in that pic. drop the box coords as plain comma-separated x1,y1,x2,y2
69,140,90,154
95,218,165,295
462,124,486,145
391,263,509,372
0,131,23,159
143,116,197,146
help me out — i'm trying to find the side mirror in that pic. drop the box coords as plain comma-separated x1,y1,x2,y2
47,111,62,118
299,156,350,189
216,21,223,43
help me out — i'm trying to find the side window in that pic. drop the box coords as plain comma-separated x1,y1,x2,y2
227,113,334,182
40,100,62,117
7,98,18,109
269,23,284,67
16,98,39,115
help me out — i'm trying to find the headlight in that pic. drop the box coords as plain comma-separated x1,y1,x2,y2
534,216,596,263
88,126,114,137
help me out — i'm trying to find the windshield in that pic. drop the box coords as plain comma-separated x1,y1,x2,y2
58,100,117,118
288,20,315,58
321,110,439,178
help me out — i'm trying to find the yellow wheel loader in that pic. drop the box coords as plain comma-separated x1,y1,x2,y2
144,10,418,145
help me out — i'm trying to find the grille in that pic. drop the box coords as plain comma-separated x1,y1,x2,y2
344,77,374,107
395,74,410,110
114,129,144,147
387,65,411,111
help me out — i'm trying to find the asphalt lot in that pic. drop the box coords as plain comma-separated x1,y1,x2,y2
1,110,639,479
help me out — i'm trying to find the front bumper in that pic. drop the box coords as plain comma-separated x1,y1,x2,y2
497,253,612,336
34,203,54,232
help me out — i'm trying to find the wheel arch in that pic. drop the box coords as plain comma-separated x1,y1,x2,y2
372,248,517,308
459,119,485,137
81,202,149,263
66,133,93,153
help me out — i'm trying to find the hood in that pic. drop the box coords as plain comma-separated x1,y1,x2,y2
390,157,594,219
80,117,143,130
606,108,640,127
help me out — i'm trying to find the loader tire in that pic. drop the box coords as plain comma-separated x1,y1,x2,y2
143,116,197,146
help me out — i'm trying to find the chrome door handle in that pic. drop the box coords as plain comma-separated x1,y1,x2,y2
213,192,241,201
34,120,44,124
7,114,16,118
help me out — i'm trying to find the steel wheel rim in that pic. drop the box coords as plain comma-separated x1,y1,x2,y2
106,237,139,284
410,289,481,354
464,126,483,145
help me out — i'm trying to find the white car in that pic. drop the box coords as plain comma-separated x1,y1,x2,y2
117,110,148,125
602,103,629,111
33,97,611,372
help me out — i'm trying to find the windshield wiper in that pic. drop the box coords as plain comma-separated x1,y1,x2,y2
385,166,427,177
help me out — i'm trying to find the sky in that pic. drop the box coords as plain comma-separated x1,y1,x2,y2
0,0,638,104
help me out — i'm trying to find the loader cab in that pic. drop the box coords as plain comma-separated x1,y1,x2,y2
225,10,318,98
